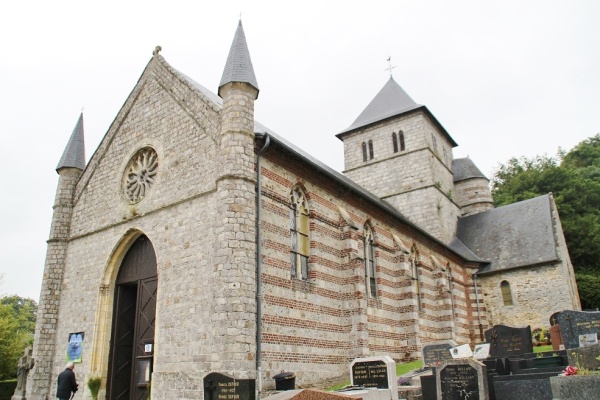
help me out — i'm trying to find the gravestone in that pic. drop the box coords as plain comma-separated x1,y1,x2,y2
349,356,398,400
549,324,564,351
549,311,561,326
557,310,600,350
484,325,533,357
436,359,488,400
204,372,256,400
422,340,458,367
567,342,600,371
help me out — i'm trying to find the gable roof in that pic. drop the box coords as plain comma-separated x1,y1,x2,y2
336,77,458,147
453,157,488,182
218,20,259,97
456,194,558,274
56,113,86,171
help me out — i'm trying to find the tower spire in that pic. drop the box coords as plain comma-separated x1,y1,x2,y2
218,20,259,98
56,113,86,171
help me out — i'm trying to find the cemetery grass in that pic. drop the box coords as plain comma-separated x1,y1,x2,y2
326,360,424,391
533,345,553,353
0,379,17,400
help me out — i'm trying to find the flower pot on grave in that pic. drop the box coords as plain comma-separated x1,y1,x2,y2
550,375,600,399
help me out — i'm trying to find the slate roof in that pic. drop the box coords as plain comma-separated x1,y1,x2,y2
218,20,259,98
56,113,86,171
453,158,488,182
336,77,458,147
339,77,421,134
449,237,486,263
456,194,558,274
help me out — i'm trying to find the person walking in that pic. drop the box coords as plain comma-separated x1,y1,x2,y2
56,361,78,400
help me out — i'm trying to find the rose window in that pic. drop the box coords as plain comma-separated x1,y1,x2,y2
123,147,158,203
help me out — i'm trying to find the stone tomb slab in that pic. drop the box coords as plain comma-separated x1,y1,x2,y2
204,372,256,400
349,356,397,400
484,325,533,357
492,372,556,400
436,359,488,400
567,342,600,371
557,310,600,350
421,340,458,367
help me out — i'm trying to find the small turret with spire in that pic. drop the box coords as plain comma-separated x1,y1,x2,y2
29,114,86,400
212,20,261,379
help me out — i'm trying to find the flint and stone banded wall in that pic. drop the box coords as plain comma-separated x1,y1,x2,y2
258,151,482,388
478,263,576,329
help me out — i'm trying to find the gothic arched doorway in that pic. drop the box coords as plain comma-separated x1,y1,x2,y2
107,235,157,400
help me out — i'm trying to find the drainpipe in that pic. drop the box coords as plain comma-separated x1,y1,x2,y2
256,134,270,399
473,273,484,341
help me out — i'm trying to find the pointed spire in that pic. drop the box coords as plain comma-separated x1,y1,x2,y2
56,113,86,172
218,20,259,98
338,77,422,136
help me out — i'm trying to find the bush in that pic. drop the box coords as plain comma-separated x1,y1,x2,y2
0,380,17,400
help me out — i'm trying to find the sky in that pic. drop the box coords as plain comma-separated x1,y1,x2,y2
1,1,599,301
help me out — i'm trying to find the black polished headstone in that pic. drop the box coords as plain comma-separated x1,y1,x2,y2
492,372,556,400
351,359,389,388
422,341,457,368
557,310,600,350
437,360,488,400
484,325,533,357
204,372,256,400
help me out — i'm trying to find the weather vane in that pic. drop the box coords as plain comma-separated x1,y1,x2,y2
385,56,397,77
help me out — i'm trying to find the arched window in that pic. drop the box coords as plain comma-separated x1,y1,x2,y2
364,224,377,298
410,250,421,310
399,131,405,151
362,142,368,162
290,186,309,280
500,280,513,306
392,132,399,153
368,140,374,160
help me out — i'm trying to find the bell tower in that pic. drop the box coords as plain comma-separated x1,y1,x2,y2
337,78,460,243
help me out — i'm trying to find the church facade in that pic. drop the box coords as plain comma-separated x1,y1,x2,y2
29,22,579,400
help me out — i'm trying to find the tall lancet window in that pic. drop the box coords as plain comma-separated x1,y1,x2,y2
500,280,513,306
368,140,374,160
411,249,422,310
399,131,405,151
364,224,377,297
290,186,309,280
362,142,368,162
392,132,399,153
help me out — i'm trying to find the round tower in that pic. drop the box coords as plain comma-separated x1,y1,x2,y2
29,114,85,400
213,20,260,378
452,157,494,216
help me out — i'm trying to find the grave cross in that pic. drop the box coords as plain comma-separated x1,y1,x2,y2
565,314,574,337
204,379,218,400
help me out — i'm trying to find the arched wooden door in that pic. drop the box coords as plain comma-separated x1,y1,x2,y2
108,235,157,400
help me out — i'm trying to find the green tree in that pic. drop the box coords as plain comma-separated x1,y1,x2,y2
0,296,37,380
491,134,600,309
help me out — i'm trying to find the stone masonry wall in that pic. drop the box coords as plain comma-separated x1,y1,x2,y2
29,167,81,400
453,177,494,217
478,263,574,329
341,111,459,243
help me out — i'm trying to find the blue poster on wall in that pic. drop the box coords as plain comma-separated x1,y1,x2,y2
66,332,84,363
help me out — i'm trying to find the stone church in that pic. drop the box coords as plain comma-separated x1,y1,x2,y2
29,22,580,399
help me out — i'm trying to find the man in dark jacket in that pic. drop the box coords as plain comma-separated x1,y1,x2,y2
56,361,78,400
